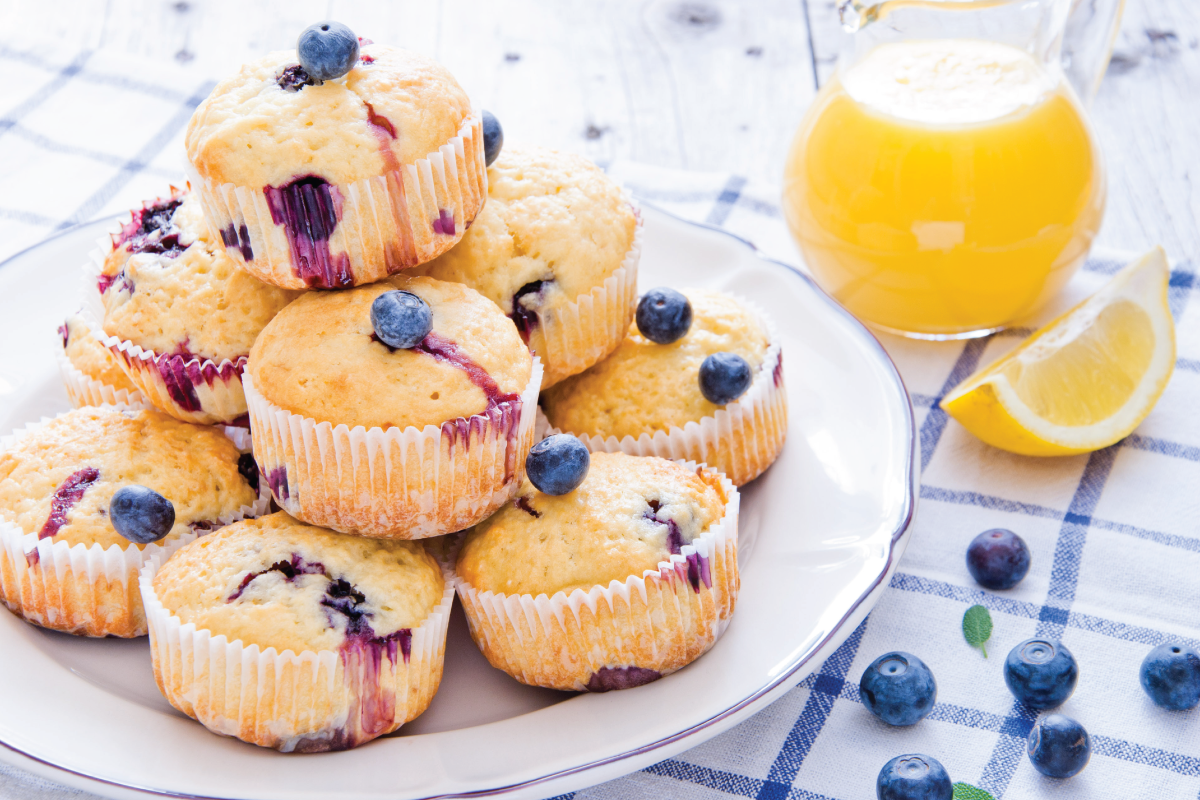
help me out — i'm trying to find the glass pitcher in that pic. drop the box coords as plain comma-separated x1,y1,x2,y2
782,0,1124,339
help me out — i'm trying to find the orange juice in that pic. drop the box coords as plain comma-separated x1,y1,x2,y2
783,39,1105,337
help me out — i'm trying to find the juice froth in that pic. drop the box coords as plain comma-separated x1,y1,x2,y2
783,39,1105,337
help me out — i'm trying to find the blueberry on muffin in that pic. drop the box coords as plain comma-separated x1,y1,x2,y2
542,289,787,485
414,145,641,387
245,274,541,538
57,312,146,409
89,187,300,425
185,37,486,288
144,512,452,751
0,406,264,637
456,451,739,691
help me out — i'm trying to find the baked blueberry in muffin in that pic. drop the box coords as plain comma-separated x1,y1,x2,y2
455,452,739,691
542,289,787,485
90,187,299,425
0,406,263,637
144,512,452,751
245,274,541,538
415,144,640,386
185,38,486,288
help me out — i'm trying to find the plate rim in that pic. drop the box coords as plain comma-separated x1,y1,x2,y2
0,203,918,800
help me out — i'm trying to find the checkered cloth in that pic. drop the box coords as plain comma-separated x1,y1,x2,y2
2,38,1199,800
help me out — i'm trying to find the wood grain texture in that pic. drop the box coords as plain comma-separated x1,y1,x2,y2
0,0,1193,261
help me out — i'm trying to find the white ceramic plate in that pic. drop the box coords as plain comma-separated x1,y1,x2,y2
0,205,916,800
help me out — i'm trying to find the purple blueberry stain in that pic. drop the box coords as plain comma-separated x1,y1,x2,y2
237,453,260,495
412,331,519,410
39,468,100,539
276,63,317,92
510,280,546,342
114,195,187,259
585,666,662,692
58,321,69,350
264,175,353,288
643,499,684,555
266,466,290,501
515,495,541,518
432,208,455,236
686,552,712,592
219,223,254,261
97,270,135,297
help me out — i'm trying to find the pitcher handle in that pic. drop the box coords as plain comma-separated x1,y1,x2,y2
1062,0,1126,103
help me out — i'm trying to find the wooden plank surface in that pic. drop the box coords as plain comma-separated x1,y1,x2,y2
0,0,1194,262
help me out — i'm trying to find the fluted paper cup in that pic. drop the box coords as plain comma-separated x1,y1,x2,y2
187,115,487,290
139,546,456,751
0,409,270,638
244,358,543,539
55,350,149,410
551,299,787,486
534,204,643,388
80,257,250,425
455,462,739,691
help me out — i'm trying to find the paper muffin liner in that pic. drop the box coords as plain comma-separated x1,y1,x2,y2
80,256,250,426
0,408,271,638
244,357,544,540
55,350,149,410
533,203,643,388
455,462,739,691
138,543,457,751
551,298,787,486
187,115,487,290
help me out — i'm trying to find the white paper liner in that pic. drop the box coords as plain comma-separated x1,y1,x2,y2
0,407,271,638
187,115,487,290
550,298,788,486
80,255,251,426
139,542,457,751
244,357,544,539
534,203,643,388
55,350,149,410
455,462,739,691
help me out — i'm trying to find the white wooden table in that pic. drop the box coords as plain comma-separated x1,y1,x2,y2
2,0,1194,263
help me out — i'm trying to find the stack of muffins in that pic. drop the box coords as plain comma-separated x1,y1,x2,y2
4,22,788,753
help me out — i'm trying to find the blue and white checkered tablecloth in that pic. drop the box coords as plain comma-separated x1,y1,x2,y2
3,37,1200,800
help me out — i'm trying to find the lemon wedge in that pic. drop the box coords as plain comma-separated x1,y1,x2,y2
941,247,1176,456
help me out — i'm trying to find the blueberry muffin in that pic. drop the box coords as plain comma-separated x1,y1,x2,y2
57,312,147,409
185,42,485,289
414,145,641,387
141,512,453,751
0,406,265,637
456,452,739,691
245,274,542,538
542,289,787,485
88,187,300,425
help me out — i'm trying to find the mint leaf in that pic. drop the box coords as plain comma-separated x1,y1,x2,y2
962,604,993,658
953,783,996,800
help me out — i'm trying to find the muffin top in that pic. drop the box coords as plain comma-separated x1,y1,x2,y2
249,275,533,431
185,44,472,188
97,190,300,362
154,512,444,654
60,312,137,393
542,290,769,438
414,145,637,342
457,452,726,597
0,406,259,550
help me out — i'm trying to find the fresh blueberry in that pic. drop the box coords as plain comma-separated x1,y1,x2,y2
482,110,503,167
110,485,175,544
297,21,359,82
876,754,952,800
636,288,693,345
966,528,1031,590
1140,643,1200,710
699,352,752,405
371,290,433,349
1004,639,1078,709
1027,714,1090,778
526,434,590,496
859,652,937,726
